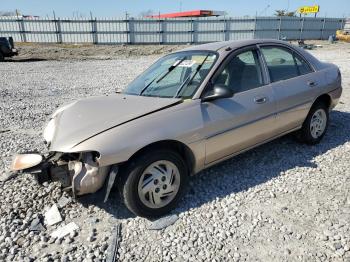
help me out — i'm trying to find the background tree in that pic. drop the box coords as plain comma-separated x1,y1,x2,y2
0,11,17,16
139,9,154,18
275,9,296,17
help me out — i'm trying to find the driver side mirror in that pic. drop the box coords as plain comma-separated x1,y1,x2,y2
201,84,234,102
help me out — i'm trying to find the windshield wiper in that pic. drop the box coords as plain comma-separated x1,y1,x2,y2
174,54,210,98
139,57,186,96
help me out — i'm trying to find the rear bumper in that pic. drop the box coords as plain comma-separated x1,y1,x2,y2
4,48,18,57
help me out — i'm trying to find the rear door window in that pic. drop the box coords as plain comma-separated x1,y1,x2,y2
261,46,312,83
294,53,313,75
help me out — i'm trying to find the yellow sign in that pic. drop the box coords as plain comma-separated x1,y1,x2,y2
298,5,320,14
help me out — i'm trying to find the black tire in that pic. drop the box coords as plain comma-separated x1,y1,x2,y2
296,101,329,145
0,52,4,62
118,149,189,218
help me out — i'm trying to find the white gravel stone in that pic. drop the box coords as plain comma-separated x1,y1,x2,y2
51,222,79,239
44,204,62,226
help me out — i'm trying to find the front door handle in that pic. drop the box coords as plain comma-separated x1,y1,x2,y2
254,97,267,104
307,81,317,87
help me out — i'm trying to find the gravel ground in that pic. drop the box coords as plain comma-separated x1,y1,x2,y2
1,42,350,261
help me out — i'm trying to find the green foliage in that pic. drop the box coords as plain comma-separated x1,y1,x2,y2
274,10,296,17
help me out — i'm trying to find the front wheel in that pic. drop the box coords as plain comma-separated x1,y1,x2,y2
119,150,188,218
297,102,329,144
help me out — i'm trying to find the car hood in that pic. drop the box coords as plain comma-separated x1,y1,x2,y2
49,94,182,150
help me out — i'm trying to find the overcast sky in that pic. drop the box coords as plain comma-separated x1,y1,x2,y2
1,0,349,18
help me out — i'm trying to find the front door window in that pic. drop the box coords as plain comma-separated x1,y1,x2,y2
214,50,264,93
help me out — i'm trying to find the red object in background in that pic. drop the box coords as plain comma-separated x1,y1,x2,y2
147,10,224,19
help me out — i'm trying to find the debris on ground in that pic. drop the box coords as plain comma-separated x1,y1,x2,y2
298,40,315,50
44,204,62,226
148,214,179,230
51,222,79,239
29,216,45,232
0,129,10,134
106,223,122,262
57,196,71,208
0,171,18,182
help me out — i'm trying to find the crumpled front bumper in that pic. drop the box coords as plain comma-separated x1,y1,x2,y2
11,151,111,197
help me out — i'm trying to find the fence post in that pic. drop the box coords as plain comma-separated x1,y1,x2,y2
190,18,194,44
224,16,229,41
158,17,162,45
55,18,63,44
128,18,134,44
321,17,326,40
278,16,282,39
91,18,98,44
253,16,257,39
18,18,27,42
192,18,198,44
340,18,345,30
299,17,305,40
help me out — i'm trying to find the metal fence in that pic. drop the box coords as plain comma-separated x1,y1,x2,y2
0,16,345,44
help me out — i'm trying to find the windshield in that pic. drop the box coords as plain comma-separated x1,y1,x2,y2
123,51,217,98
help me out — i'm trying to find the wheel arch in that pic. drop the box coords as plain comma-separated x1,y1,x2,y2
126,140,196,175
312,93,331,109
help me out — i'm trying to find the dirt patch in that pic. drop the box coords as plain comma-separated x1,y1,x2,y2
13,43,186,61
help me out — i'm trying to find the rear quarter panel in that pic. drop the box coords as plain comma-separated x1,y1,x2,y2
313,63,342,108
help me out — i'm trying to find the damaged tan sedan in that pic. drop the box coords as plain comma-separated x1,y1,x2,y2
12,39,342,218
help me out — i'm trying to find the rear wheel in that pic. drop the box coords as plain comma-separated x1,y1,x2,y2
297,102,329,144
0,52,4,62
119,150,188,218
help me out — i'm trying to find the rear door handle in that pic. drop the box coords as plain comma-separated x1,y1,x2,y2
254,97,267,104
307,81,317,87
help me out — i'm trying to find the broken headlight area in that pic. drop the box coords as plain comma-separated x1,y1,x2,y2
11,151,110,197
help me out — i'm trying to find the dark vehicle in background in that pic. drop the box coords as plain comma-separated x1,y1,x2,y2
0,37,18,61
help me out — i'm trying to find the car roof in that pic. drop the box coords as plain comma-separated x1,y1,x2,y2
180,39,292,52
